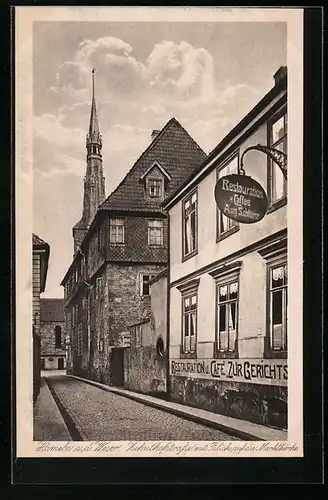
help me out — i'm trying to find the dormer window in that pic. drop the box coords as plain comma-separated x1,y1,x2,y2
140,161,171,200
148,178,163,198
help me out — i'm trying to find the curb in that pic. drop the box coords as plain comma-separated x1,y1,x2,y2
68,375,268,441
45,376,87,441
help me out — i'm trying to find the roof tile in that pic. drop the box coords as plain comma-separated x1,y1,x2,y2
40,299,65,322
100,118,206,212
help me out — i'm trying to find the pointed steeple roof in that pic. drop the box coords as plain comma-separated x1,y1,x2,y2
87,68,101,144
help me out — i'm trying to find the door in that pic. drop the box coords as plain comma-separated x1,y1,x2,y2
110,348,124,387
58,357,64,370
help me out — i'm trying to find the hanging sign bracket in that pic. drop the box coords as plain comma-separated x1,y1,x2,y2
238,144,288,180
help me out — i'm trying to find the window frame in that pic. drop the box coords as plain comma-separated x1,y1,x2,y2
96,277,103,300
216,151,240,243
147,177,164,199
54,325,62,349
147,219,164,246
267,107,288,212
265,255,288,359
181,292,198,357
177,279,200,358
139,273,156,297
109,218,125,244
181,189,198,262
77,323,83,356
210,262,242,359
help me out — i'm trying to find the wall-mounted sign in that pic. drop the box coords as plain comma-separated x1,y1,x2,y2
170,358,287,387
119,331,131,348
214,174,268,224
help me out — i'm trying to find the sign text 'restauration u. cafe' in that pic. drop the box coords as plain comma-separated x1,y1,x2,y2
214,174,268,224
170,358,287,387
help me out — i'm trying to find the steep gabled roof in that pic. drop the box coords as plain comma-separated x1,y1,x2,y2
40,298,65,322
32,233,49,248
99,118,206,212
139,161,172,181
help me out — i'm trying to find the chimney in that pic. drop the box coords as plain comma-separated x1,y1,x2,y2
274,66,287,86
151,129,161,142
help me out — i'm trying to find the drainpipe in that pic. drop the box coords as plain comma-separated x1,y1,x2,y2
166,211,171,400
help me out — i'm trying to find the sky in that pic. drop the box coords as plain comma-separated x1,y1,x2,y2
32,20,287,297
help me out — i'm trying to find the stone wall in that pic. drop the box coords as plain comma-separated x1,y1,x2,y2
170,376,287,429
40,319,66,370
124,346,167,396
68,262,166,385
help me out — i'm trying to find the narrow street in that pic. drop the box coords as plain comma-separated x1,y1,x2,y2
42,373,238,441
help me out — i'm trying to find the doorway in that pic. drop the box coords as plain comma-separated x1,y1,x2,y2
58,357,64,370
110,348,125,387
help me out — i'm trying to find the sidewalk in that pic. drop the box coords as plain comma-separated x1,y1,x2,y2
33,377,71,441
69,375,287,442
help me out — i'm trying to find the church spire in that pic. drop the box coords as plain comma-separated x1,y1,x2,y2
73,68,106,257
86,68,102,155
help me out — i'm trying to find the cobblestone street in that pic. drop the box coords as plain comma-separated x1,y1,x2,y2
44,374,238,441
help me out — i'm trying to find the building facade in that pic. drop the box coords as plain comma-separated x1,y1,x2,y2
61,70,206,386
32,233,50,402
125,270,168,396
40,299,66,370
163,67,288,429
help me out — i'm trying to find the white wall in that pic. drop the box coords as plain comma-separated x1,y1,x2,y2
170,251,268,359
168,104,287,360
42,356,67,370
169,119,287,284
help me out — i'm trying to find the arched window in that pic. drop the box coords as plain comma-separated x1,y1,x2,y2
55,325,62,348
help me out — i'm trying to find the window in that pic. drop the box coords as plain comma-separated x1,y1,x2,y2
135,324,142,347
55,325,62,348
182,294,197,353
96,277,103,300
77,323,83,356
156,336,165,356
217,155,239,240
110,219,124,244
217,281,238,354
268,111,287,205
140,274,156,296
148,178,163,198
182,191,197,258
98,225,103,251
269,262,287,352
148,220,163,246
67,313,71,333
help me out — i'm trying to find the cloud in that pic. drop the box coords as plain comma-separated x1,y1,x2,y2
34,37,263,186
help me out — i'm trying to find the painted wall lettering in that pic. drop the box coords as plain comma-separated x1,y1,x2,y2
170,358,288,387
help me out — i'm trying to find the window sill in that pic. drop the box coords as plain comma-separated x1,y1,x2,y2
214,348,238,359
179,350,197,359
109,242,125,246
264,350,287,359
182,249,198,263
266,197,287,215
216,225,239,244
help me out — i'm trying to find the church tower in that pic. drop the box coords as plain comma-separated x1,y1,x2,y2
73,69,106,256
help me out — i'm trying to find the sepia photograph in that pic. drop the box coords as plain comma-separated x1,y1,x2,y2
15,7,304,458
